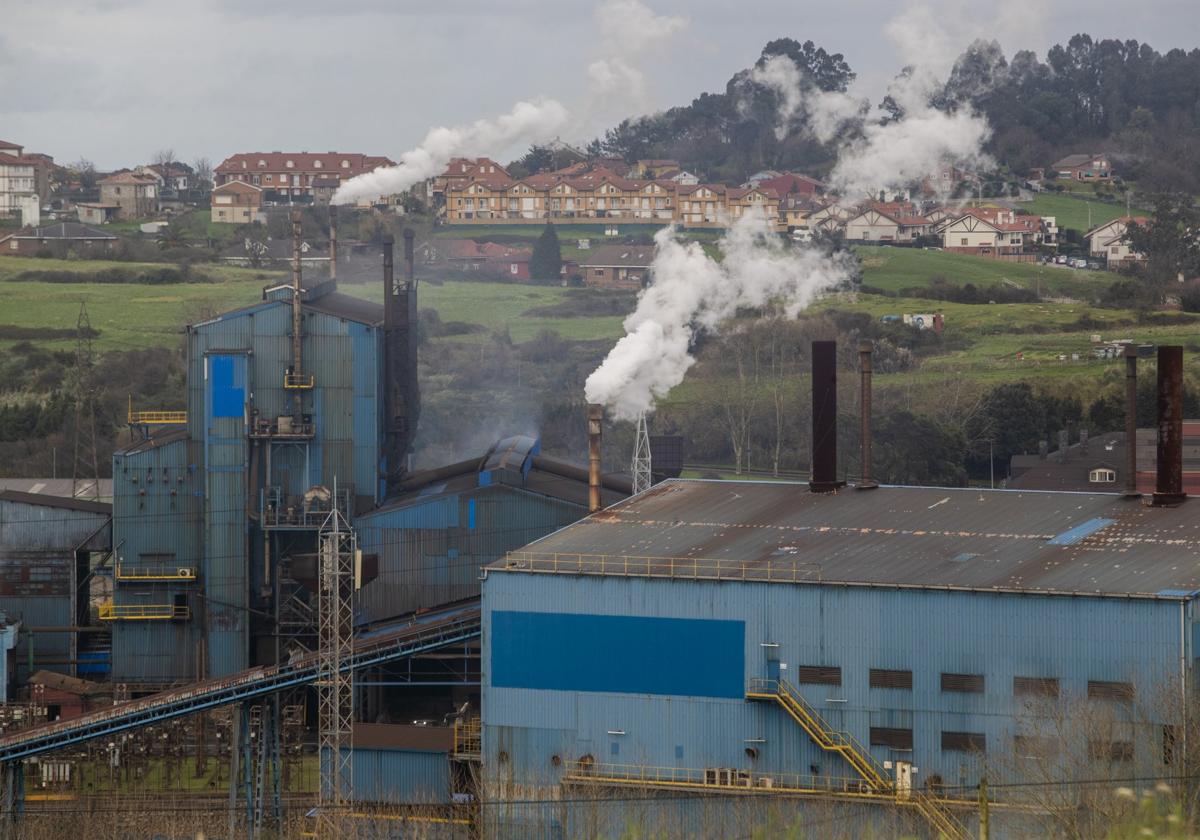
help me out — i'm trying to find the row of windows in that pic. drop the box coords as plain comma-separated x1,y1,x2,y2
869,727,1141,761
795,666,1134,701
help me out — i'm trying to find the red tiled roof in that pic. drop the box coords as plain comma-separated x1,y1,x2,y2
0,154,42,166
216,152,395,176
99,172,158,185
0,140,22,151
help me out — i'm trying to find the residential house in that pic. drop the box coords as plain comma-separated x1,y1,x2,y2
670,170,700,186
218,237,329,268
137,163,191,192
632,159,681,179
806,202,854,233
726,187,781,225
75,203,121,225
1086,216,1148,266
0,140,53,217
479,242,532,280
311,177,341,206
936,207,1040,257
750,172,825,198
98,172,159,219
780,194,825,234
844,204,931,245
0,222,119,257
1053,153,1111,181
210,180,264,224
743,170,781,188
676,184,726,225
214,151,395,205
579,244,654,290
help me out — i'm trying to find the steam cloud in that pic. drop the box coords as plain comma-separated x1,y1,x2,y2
583,0,686,125
332,99,570,205
584,211,854,421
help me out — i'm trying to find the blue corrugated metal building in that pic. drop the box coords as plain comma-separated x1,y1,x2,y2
481,480,1200,836
0,491,111,683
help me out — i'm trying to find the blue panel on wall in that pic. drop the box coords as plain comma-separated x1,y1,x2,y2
210,355,244,418
468,499,477,529
1048,517,1114,545
492,611,745,698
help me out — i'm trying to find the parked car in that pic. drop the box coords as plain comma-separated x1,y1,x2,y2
1073,258,1088,269
1055,255,1069,265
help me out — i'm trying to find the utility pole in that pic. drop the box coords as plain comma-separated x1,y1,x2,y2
70,302,100,500
631,412,652,496
978,775,989,840
317,483,355,840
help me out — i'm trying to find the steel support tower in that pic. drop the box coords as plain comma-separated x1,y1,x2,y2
317,493,355,839
632,412,652,496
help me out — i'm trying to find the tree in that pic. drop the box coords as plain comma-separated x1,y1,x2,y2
153,148,176,170
72,158,97,192
1125,193,1200,289
874,410,968,487
192,157,213,191
529,223,562,282
156,221,187,251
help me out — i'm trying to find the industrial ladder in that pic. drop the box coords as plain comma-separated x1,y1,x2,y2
747,677,970,840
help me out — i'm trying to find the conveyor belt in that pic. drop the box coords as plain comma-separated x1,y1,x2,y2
0,602,480,763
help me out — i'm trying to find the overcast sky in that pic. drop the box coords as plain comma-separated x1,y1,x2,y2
4,0,1198,171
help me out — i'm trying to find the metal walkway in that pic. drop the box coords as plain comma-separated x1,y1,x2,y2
747,677,971,840
0,604,480,763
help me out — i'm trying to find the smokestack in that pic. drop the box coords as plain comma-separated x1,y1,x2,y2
328,205,338,280
403,228,415,282
857,340,877,490
587,404,603,513
290,210,303,387
1058,430,1068,463
1124,345,1139,498
1152,345,1186,506
1080,428,1089,455
810,340,844,493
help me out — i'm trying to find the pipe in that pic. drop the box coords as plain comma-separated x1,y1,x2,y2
810,340,844,492
588,404,603,512
290,210,303,385
1124,344,1140,498
857,340,877,490
1152,345,1186,506
382,234,395,315
328,205,338,281
403,228,415,283
531,455,634,495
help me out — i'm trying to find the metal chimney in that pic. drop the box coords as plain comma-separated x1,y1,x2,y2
1123,344,1139,498
1079,428,1089,455
587,404,603,512
290,210,303,389
1058,430,1069,463
328,205,338,280
810,340,844,492
403,228,415,282
1152,345,1186,506
857,340,877,489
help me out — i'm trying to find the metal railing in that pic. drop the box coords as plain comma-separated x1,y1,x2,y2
452,717,481,761
499,551,822,584
562,760,877,797
114,563,196,582
98,603,190,621
283,373,315,389
262,486,351,529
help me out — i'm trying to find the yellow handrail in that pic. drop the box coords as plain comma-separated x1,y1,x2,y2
114,564,196,582
283,373,315,389
98,603,190,621
452,717,481,759
127,395,186,425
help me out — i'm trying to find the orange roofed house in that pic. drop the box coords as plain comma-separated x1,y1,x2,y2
214,151,396,206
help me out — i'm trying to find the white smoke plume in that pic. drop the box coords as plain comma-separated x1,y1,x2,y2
584,211,854,420
332,99,570,205
584,0,686,122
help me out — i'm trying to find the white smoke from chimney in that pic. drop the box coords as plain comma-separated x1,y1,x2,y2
584,0,686,122
584,211,853,421
332,99,570,205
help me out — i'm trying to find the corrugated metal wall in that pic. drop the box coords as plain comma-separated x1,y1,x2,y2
483,573,1185,790
0,498,109,681
111,436,202,682
348,747,452,805
357,485,584,622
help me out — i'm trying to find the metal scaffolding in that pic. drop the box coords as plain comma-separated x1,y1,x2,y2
317,492,355,839
631,412,652,496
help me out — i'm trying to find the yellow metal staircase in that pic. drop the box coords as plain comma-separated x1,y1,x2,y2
747,677,970,840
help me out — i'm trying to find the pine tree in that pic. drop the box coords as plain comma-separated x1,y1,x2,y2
530,222,562,283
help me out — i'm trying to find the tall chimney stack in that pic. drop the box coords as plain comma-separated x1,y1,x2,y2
857,340,877,489
810,340,844,493
1123,344,1139,497
328,205,338,280
1152,345,1186,506
403,228,415,283
587,404,603,512
290,210,303,390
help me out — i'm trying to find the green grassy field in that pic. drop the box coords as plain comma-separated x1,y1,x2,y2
1022,192,1151,233
854,246,1110,297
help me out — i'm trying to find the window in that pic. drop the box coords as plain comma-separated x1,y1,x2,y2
314,160,322,169
1014,676,1060,698
869,669,913,690
941,673,984,694
870,727,913,750
341,160,350,168
594,269,604,276
1088,680,1134,701
1089,739,1134,762
1089,469,1116,483
285,160,294,168
960,238,968,246
257,159,266,167
1111,246,1120,254
279,174,288,184
510,264,518,274
796,666,841,686
941,731,986,752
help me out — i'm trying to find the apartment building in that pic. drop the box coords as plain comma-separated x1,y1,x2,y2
0,140,53,220
210,180,264,224
98,172,159,220
214,151,395,204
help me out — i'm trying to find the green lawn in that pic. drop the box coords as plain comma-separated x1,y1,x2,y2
854,246,1111,297
1023,192,1150,234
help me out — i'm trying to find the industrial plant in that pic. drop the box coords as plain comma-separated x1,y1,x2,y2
0,212,1197,839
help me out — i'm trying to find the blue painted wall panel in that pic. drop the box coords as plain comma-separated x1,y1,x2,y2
492,611,745,698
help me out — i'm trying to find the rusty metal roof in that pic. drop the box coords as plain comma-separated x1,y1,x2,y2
491,480,1200,599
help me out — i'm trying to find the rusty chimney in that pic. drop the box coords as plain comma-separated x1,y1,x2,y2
857,340,877,489
1152,345,1186,506
810,340,844,492
1123,344,1139,498
587,404,603,512
290,210,303,387
328,205,338,280
403,228,415,282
